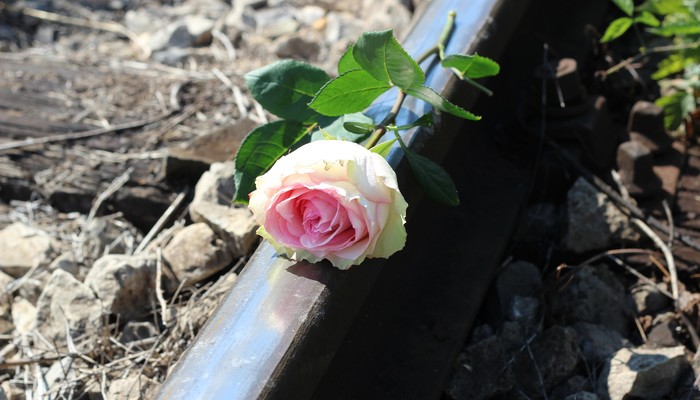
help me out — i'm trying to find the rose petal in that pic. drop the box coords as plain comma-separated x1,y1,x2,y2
248,140,407,269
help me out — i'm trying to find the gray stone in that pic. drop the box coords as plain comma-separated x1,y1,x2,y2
297,5,325,26
627,101,672,154
255,7,300,38
107,374,161,400
141,14,212,54
598,346,688,400
512,326,580,398
165,120,256,182
189,203,259,259
35,270,102,348
34,25,58,44
152,47,190,66
223,6,257,37
0,300,11,336
82,216,141,261
551,375,592,400
184,15,215,46
124,8,165,34
48,252,82,278
359,0,412,33
616,141,662,198
445,335,514,400
513,202,561,243
499,321,526,353
0,270,13,295
550,264,632,336
148,15,214,51
85,254,157,320
631,283,671,316
496,260,541,314
163,223,233,285
0,287,10,335
652,311,676,326
0,22,16,41
146,22,187,52
678,291,700,313
12,297,36,335
469,323,494,345
275,35,321,61
1,381,20,400
562,178,638,253
192,161,236,206
120,321,158,343
325,11,363,43
573,322,628,366
0,223,54,278
506,296,539,328
17,269,50,305
44,357,77,391
647,312,680,348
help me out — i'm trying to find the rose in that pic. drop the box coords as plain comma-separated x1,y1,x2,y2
248,140,407,269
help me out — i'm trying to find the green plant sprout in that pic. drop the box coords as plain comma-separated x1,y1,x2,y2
602,0,700,132
232,11,499,206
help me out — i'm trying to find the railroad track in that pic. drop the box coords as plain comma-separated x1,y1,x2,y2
157,0,614,398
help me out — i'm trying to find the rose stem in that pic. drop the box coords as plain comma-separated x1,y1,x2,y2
364,11,457,150
427,10,494,97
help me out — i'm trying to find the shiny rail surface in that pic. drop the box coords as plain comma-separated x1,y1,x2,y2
157,0,526,398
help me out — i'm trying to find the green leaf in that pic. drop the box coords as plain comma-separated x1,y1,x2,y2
312,112,375,142
635,10,661,26
397,138,459,206
655,91,694,130
652,53,687,79
338,45,361,74
612,0,634,16
601,17,634,42
233,120,310,204
680,90,696,117
244,60,329,123
343,122,376,135
391,113,434,131
353,30,425,89
441,54,500,79
406,86,481,120
639,0,688,15
370,138,397,158
649,20,700,36
309,70,392,116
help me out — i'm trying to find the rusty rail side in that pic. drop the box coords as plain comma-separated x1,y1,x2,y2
157,0,524,398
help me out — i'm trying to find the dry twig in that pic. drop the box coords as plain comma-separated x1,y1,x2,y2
211,30,236,61
545,139,700,251
86,168,132,223
607,255,674,299
632,218,679,303
0,113,171,152
155,249,170,326
134,191,188,255
633,317,648,343
15,6,150,56
662,200,675,250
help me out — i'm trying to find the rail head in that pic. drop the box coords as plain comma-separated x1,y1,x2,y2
158,0,511,398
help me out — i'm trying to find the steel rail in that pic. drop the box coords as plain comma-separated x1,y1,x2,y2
157,0,525,398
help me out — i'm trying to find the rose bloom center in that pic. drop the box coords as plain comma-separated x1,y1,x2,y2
267,186,367,254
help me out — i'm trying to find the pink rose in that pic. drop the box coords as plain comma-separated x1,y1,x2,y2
248,140,407,269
